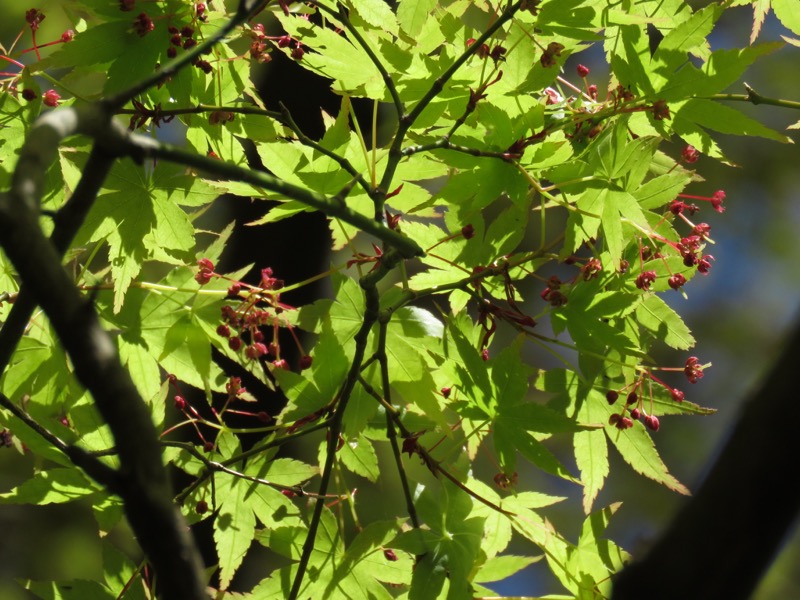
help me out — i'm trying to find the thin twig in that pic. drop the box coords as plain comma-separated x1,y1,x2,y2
0,391,122,491
287,285,381,600
710,83,800,111
376,322,420,527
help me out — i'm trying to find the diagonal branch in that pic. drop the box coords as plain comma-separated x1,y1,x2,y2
0,391,122,492
0,145,114,372
119,132,423,257
0,189,208,599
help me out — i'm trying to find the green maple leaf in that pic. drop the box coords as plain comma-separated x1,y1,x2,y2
254,511,411,598
74,159,213,311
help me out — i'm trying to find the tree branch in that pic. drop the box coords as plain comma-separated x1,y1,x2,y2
121,133,423,257
0,106,208,599
710,83,800,111
0,145,114,372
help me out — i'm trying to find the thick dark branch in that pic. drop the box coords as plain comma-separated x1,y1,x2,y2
0,194,208,599
0,107,208,599
0,145,114,372
612,321,800,600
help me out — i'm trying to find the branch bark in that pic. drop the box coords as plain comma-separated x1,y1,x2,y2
0,110,209,598
612,320,800,600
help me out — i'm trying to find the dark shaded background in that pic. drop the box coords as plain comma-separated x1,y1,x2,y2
1,2,799,598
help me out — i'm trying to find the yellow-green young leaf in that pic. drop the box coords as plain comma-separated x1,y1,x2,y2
277,15,384,98
466,479,514,558
607,418,690,494
27,580,116,600
0,468,99,504
772,0,800,37
750,0,772,43
574,429,609,514
248,457,318,488
339,434,379,482
348,0,399,34
214,474,257,590
396,0,437,38
410,481,485,600
659,43,782,101
297,273,364,343
636,294,696,350
118,338,164,425
566,503,630,598
474,554,542,584
494,420,579,482
634,172,692,209
675,99,793,143
654,4,721,61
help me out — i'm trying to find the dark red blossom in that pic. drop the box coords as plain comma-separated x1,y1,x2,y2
635,271,657,291
25,8,45,30
684,356,704,384
681,145,700,164
540,42,564,68
42,89,60,107
581,258,602,280
652,99,670,120
697,255,714,274
668,274,687,290
711,190,726,213
132,12,154,37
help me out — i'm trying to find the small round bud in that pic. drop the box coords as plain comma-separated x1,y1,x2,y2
644,415,660,432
